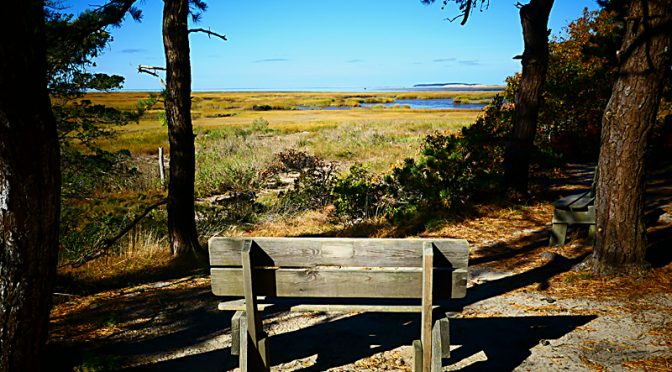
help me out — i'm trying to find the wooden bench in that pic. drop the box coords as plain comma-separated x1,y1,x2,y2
550,166,599,246
550,190,596,246
208,237,469,372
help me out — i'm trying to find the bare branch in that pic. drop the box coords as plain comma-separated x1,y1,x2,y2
138,65,166,76
188,28,228,41
137,65,166,88
445,14,464,23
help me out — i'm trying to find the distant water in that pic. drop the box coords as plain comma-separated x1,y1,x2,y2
360,98,486,110
296,98,487,111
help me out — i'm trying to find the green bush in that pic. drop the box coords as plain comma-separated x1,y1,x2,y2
332,164,392,223
327,96,512,224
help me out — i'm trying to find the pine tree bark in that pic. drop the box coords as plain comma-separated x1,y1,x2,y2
503,0,554,196
163,0,201,256
592,0,672,275
0,1,61,370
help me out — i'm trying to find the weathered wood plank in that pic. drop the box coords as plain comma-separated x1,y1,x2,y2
209,237,469,269
220,301,458,313
421,242,433,372
553,207,596,224
553,192,594,209
211,267,463,299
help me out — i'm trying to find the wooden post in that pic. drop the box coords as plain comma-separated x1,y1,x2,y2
421,242,434,372
158,146,165,186
241,239,269,371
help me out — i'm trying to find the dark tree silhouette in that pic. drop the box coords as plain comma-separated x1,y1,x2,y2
163,0,203,256
503,0,554,196
0,1,60,370
421,0,555,196
592,0,672,274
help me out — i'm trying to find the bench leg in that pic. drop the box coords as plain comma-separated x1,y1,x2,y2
238,314,270,371
413,318,450,372
412,339,423,372
231,311,244,356
588,223,596,243
550,223,567,246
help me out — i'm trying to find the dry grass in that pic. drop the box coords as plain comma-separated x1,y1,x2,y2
84,91,484,155
59,230,172,287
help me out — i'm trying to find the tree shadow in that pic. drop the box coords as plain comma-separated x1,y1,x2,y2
49,231,593,371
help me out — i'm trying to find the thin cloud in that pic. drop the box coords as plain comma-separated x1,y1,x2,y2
120,48,147,54
253,58,289,63
459,60,480,66
433,58,456,63
347,59,364,63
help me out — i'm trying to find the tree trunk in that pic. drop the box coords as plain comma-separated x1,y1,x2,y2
503,0,554,196
0,1,61,370
592,0,672,275
163,0,201,256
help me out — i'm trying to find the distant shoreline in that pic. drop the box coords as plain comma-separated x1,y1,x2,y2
113,85,505,93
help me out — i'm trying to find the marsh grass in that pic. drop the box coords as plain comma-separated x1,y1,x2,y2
62,90,491,285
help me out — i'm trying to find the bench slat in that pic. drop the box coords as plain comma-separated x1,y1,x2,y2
218,301,447,313
211,267,468,299
208,237,469,268
553,191,594,210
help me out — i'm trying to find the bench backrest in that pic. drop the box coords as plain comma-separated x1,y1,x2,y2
209,237,469,300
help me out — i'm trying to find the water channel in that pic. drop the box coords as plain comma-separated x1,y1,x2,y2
297,98,488,111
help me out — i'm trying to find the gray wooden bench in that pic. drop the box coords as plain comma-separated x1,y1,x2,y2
550,166,598,246
208,237,469,372
549,190,596,245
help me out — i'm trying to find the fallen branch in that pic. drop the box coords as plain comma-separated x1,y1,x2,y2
65,198,168,268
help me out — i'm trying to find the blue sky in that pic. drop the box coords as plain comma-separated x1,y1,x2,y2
64,0,601,91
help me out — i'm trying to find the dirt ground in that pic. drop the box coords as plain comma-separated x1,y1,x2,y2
48,165,672,371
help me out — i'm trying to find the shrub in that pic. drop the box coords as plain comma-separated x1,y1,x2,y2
327,96,512,224
269,150,338,214
332,164,393,223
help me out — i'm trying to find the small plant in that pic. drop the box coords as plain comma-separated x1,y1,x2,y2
268,150,338,214
251,117,270,133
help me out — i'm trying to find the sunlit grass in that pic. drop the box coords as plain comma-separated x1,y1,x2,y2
61,90,496,283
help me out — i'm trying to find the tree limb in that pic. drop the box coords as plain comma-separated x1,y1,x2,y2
138,65,166,77
188,27,227,41
66,198,168,267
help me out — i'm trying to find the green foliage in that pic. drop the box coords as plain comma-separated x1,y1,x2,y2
539,8,623,161
272,150,338,214
332,164,392,222
382,96,511,219
327,97,512,224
